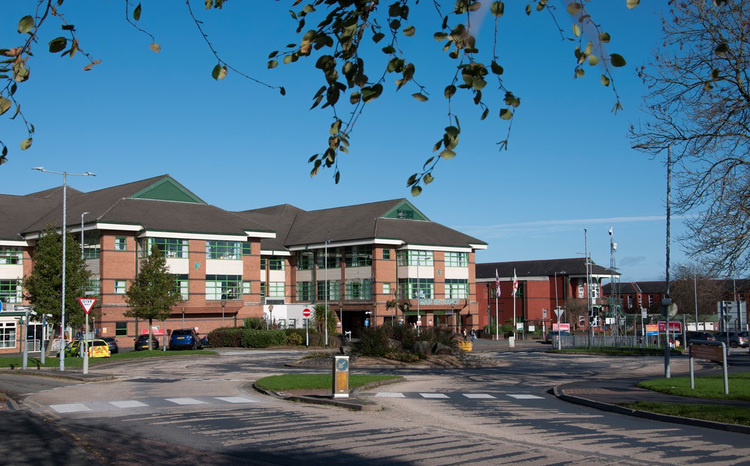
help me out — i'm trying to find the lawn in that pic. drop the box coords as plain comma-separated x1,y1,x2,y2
638,372,750,401
0,349,217,369
255,373,402,392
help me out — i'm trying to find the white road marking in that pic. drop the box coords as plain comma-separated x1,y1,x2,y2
375,392,406,398
507,394,544,400
462,394,496,399
50,403,91,413
215,396,259,404
420,393,450,399
166,397,206,405
109,400,149,408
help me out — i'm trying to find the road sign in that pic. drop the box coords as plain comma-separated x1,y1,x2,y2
78,297,97,314
657,321,682,333
303,308,311,317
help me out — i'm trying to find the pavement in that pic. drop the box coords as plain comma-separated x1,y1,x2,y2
1,338,749,465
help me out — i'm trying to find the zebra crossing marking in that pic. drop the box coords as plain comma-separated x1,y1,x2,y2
216,396,259,404
50,403,90,413
463,394,496,399
507,394,544,400
419,393,450,399
109,400,148,408
166,398,207,405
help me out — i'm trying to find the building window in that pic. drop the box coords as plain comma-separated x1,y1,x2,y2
146,238,188,258
0,247,23,265
383,283,391,296
82,231,101,259
114,236,127,251
86,279,101,298
261,282,285,298
344,246,372,267
0,322,16,348
345,279,372,300
205,275,242,300
242,281,251,295
445,252,468,267
445,279,468,299
115,321,128,337
296,251,314,270
589,283,599,300
0,280,22,304
206,241,242,260
578,283,585,299
383,249,391,260
242,242,252,256
398,278,434,300
316,248,340,269
174,274,189,300
648,295,653,306
114,280,127,294
317,280,341,301
261,257,285,270
297,281,314,301
396,250,433,266
628,295,634,308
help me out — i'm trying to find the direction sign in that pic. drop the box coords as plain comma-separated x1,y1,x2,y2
303,308,311,317
78,297,97,314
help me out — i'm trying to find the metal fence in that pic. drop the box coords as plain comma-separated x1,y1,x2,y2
557,334,664,349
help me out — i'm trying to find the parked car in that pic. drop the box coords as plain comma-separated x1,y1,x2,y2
169,328,203,350
102,336,119,354
62,339,111,358
675,331,716,347
713,332,749,348
134,334,160,351
544,330,571,344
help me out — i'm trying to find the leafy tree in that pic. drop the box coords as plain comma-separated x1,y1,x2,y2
124,246,183,350
630,1,750,276
24,224,91,331
2,0,637,191
313,303,338,339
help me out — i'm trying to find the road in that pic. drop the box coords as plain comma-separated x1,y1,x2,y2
3,349,750,465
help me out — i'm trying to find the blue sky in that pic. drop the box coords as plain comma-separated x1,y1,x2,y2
1,1,685,282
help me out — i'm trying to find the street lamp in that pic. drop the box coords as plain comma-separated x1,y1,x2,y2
221,299,226,327
80,211,89,258
324,240,330,347
32,167,96,372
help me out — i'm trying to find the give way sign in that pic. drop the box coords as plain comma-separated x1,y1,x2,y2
78,297,97,315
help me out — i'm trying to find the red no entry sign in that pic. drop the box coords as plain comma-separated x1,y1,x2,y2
303,308,311,317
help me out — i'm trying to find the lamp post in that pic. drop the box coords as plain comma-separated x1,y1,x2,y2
221,299,226,327
80,211,89,258
324,240,330,347
32,167,96,372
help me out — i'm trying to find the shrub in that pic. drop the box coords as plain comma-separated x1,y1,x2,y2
354,325,392,357
244,317,266,330
240,329,287,348
286,332,303,346
206,328,244,347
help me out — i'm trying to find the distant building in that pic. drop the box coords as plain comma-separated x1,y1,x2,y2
476,258,617,335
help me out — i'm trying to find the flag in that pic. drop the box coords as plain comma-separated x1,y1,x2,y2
495,268,501,296
512,269,519,295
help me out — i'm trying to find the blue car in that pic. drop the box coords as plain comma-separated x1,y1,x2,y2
169,328,203,350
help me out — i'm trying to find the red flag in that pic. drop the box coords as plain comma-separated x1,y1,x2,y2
512,269,519,295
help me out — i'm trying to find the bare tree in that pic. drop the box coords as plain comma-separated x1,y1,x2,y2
629,1,750,276
668,263,723,321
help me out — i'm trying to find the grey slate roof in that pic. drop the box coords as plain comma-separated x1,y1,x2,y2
477,257,617,280
5,175,273,239
238,199,486,251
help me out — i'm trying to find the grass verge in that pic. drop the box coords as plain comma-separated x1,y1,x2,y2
255,373,402,392
638,372,750,401
0,349,217,369
622,401,750,426
551,347,681,356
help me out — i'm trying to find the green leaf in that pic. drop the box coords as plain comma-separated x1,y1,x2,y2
609,53,626,67
627,0,640,9
18,15,34,34
433,32,448,41
490,1,505,17
0,97,11,116
149,43,161,53
410,185,422,197
20,138,32,150
572,24,581,37
599,32,611,43
445,126,460,138
133,3,142,21
601,74,610,86
424,173,434,185
439,149,456,159
714,43,729,57
407,174,418,186
212,63,228,80
500,108,512,120
444,85,456,99
490,61,504,75
403,26,416,37
480,108,489,120
412,93,428,102
49,37,67,54
588,55,599,66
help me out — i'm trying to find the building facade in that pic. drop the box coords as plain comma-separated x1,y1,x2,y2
0,175,486,353
476,258,617,335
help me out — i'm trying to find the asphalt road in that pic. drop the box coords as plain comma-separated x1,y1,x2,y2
3,349,750,465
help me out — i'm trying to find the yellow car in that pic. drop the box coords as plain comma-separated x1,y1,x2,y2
64,339,111,358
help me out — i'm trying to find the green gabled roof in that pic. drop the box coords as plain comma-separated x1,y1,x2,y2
129,177,205,204
382,200,429,221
